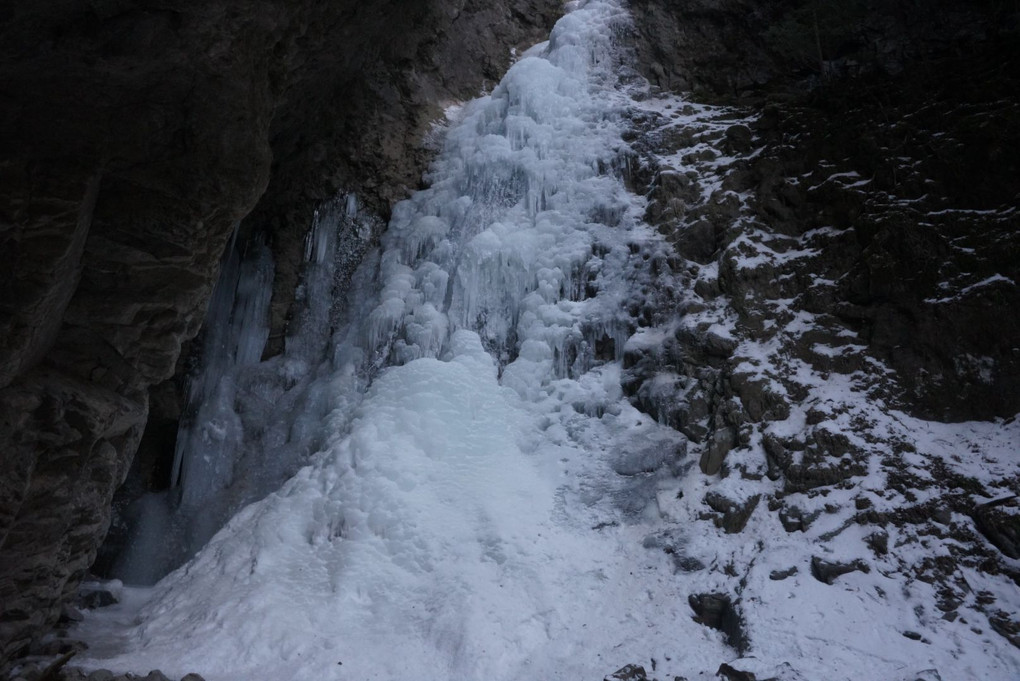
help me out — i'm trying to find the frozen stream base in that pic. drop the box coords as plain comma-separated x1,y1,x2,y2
77,331,722,680
74,1,1020,680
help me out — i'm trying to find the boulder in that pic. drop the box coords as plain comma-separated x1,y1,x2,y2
689,592,748,653
705,492,761,534
972,497,1020,559
606,664,649,681
700,426,737,475
810,557,870,585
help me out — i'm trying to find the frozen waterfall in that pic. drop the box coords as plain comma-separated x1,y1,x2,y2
77,1,723,678
112,197,377,585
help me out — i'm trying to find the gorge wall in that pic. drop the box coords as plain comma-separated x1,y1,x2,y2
2,0,1018,673
625,0,1019,422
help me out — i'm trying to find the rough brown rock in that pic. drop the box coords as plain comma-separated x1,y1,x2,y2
688,592,748,653
810,556,870,585
628,0,783,97
1,4,276,665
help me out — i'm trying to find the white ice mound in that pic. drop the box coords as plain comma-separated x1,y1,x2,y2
102,330,562,679
82,321,712,681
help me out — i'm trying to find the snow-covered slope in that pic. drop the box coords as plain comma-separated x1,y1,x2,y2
74,1,1020,680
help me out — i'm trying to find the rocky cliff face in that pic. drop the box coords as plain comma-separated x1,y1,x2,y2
0,0,558,666
628,0,1020,423
3,0,1017,673
618,0,1020,665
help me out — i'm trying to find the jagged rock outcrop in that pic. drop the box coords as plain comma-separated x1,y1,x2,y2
0,0,558,667
628,0,1020,423
622,0,1020,663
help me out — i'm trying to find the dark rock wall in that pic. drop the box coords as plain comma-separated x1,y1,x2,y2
629,0,1020,420
619,6,1020,655
628,0,785,96
1,3,277,665
0,0,558,666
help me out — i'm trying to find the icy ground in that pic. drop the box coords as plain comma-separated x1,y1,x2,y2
75,1,1020,680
